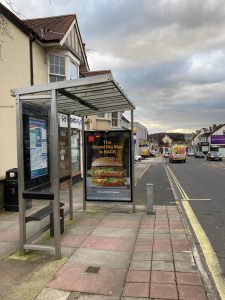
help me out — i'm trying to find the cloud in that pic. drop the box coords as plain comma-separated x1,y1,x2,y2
4,0,225,133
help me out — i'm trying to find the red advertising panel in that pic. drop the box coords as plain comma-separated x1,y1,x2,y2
84,130,132,202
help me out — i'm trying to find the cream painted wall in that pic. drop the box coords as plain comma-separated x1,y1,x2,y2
95,119,111,131
0,19,30,177
0,18,48,177
32,42,48,84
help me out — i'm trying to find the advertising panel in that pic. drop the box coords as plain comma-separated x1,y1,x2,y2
29,117,48,179
211,135,225,145
84,130,132,202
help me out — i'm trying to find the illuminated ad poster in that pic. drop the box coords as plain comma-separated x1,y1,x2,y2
84,130,132,202
29,117,48,178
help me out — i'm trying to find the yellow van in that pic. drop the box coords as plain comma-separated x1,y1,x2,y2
169,145,186,163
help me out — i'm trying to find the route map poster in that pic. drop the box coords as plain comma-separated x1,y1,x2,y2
29,117,48,179
84,130,132,202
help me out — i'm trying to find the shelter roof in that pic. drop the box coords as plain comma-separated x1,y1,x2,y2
11,74,135,116
80,70,112,77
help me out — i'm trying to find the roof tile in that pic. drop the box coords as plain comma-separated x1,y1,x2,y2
23,14,75,42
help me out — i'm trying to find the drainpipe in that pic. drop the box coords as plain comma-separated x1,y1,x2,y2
29,38,35,85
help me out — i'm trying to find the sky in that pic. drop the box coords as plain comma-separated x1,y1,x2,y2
3,0,225,133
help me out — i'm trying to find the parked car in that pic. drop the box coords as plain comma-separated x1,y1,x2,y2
187,151,195,156
135,155,142,161
150,150,157,157
206,151,222,161
164,152,169,158
195,151,205,158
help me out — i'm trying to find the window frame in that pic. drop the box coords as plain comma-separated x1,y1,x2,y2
112,112,119,127
49,54,66,82
48,52,80,83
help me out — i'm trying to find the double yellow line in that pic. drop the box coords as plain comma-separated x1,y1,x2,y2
167,165,225,300
167,166,189,200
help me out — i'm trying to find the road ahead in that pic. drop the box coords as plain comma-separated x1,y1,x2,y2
165,156,225,274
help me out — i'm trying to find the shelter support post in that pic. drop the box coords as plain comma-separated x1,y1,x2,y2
82,116,86,211
131,109,135,213
68,114,73,220
50,89,61,259
16,95,26,255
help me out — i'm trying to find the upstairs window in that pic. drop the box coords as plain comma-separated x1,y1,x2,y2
112,112,118,127
70,61,78,80
49,55,66,82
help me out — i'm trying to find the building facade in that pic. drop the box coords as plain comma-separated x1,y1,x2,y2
0,3,89,178
133,122,148,156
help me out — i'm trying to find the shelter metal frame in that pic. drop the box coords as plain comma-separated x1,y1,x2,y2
12,74,136,259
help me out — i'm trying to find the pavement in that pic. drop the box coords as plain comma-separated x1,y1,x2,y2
0,158,218,299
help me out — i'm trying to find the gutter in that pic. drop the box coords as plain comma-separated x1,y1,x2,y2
29,37,35,85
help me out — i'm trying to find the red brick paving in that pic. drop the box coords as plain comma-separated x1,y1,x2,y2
100,219,140,229
61,234,86,248
126,270,150,283
140,224,154,229
81,235,134,251
136,238,153,245
123,282,149,298
153,244,172,252
151,270,176,284
134,245,153,252
172,243,191,252
150,282,178,299
178,284,207,299
48,263,126,296
176,272,202,286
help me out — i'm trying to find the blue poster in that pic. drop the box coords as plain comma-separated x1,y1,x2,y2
29,117,48,178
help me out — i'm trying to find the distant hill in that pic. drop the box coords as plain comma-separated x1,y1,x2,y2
148,132,185,145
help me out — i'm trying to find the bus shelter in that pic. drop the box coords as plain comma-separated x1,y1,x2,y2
11,74,135,259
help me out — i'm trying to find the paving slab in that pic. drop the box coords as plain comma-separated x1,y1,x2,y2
173,252,194,262
152,260,174,272
122,282,149,298
48,263,126,296
150,282,178,299
81,236,135,252
126,270,150,283
129,260,151,271
152,252,173,261
151,270,176,284
61,234,87,248
175,261,198,272
132,252,152,261
69,248,131,269
0,258,41,283
178,284,207,300
36,288,70,300
176,272,203,286
91,227,137,238
77,296,120,300
66,225,95,235
0,242,19,260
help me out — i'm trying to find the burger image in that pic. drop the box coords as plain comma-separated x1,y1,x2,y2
88,156,126,186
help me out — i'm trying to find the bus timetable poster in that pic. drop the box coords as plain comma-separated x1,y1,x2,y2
84,130,132,202
29,117,48,179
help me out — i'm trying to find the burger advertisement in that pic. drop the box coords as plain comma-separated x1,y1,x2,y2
84,130,132,202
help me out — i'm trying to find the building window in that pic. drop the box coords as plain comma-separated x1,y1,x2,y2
70,61,78,80
112,112,118,127
223,130,225,135
49,54,66,82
